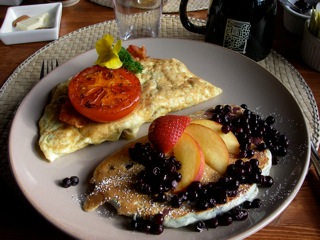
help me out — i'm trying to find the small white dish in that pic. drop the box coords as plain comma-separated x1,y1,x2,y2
0,3,62,45
282,1,310,35
0,0,23,5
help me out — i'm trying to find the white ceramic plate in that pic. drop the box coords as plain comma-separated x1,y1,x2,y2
9,38,310,240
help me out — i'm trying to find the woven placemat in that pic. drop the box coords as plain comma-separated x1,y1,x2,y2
0,15,319,188
90,0,210,13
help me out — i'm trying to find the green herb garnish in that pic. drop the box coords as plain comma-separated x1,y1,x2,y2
119,47,144,74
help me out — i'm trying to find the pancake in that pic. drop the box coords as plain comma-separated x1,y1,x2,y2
38,58,222,161
83,136,272,228
82,106,273,229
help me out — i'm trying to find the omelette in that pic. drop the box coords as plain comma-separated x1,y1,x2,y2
38,57,222,161
82,124,272,229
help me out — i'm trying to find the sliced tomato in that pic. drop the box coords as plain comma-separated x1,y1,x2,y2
68,65,141,122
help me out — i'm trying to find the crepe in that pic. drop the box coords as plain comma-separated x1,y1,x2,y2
38,58,222,161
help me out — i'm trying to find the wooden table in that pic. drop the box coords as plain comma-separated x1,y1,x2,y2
1,0,320,239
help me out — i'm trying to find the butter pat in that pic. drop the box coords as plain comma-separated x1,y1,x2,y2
16,12,50,31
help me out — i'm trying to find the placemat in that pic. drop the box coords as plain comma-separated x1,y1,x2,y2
90,0,210,13
1,15,319,189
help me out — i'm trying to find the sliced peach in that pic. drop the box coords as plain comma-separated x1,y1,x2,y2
191,119,240,155
173,132,205,192
184,123,229,174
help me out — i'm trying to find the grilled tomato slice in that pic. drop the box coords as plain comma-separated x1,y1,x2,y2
68,65,141,122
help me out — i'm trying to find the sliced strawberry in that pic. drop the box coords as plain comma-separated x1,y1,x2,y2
148,115,191,153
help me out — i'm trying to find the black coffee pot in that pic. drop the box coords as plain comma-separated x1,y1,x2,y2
180,0,277,61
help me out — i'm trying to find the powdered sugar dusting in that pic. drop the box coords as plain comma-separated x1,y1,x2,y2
72,193,87,205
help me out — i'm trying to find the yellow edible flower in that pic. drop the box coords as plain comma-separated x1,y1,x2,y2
95,34,123,69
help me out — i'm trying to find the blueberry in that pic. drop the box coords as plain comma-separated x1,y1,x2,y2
70,176,79,186
62,178,72,188
151,224,164,235
265,115,275,125
207,217,219,228
231,209,248,221
195,221,206,232
251,198,262,208
218,213,233,226
153,213,164,225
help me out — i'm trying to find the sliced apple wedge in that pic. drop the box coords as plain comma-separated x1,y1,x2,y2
184,123,229,174
173,132,205,192
191,119,240,155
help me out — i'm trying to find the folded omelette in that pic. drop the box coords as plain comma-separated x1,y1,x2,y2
38,58,222,161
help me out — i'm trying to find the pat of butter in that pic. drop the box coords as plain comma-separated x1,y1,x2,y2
16,12,50,31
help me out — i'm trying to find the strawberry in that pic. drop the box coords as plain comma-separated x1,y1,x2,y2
148,115,191,153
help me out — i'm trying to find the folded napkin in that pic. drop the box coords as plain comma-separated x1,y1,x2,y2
90,0,210,13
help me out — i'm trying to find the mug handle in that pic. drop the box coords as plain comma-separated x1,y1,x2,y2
179,0,206,35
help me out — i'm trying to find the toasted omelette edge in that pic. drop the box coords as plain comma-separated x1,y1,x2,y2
38,58,223,162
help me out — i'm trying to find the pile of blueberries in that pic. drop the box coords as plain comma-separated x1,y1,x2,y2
127,104,289,235
129,142,183,196
209,104,289,162
170,158,274,212
129,141,272,234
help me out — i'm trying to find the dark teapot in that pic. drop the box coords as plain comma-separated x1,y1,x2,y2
180,0,277,61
